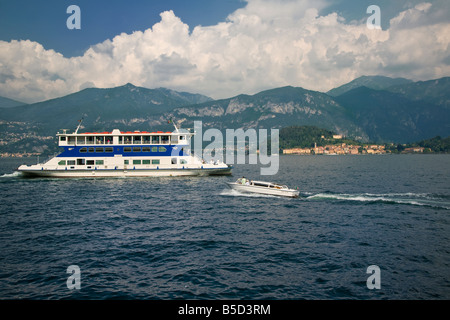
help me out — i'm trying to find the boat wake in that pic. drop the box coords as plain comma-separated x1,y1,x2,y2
306,192,450,210
220,189,450,208
0,171,21,179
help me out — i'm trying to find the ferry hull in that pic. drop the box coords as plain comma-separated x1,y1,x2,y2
227,182,299,198
18,166,232,178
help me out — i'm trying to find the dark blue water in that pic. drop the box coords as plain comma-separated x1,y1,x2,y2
0,155,449,299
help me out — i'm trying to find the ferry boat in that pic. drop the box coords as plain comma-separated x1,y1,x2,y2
227,177,300,198
17,121,232,178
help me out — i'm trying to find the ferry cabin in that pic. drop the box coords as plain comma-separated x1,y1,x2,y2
55,129,191,171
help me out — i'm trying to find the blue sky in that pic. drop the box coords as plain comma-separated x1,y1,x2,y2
0,0,247,57
0,0,449,103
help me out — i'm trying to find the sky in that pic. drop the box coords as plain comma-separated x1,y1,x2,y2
0,0,449,103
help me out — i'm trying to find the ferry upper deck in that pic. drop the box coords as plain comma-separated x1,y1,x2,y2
56,128,193,158
57,128,191,147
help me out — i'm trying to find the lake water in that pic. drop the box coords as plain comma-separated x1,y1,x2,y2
0,155,449,299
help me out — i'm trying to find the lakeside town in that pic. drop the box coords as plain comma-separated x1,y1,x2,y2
281,133,427,155
0,152,43,158
282,143,426,155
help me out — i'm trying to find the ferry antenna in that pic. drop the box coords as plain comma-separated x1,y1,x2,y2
75,117,84,134
169,117,179,132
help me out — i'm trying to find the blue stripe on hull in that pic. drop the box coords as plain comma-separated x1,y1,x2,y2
56,145,186,157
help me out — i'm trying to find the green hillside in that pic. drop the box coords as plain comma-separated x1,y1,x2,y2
280,126,333,148
279,125,362,149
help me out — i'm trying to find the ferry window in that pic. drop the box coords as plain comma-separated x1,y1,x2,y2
161,136,169,144
68,137,75,145
151,147,158,152
87,136,95,144
76,159,85,165
179,135,185,141
118,136,123,144
171,158,177,164
105,147,113,153
142,147,151,152
95,160,104,165
152,159,160,165
152,136,159,144
80,148,87,153
124,160,129,165
95,147,104,153
133,147,141,152
60,136,66,141
143,136,150,144
124,136,132,144
88,147,95,153
142,160,151,164
58,160,66,165
86,160,95,165
159,147,167,152
180,159,187,164
124,147,132,152
105,137,113,144
133,160,141,165
77,137,85,145
133,136,141,144
96,136,104,144
67,160,75,165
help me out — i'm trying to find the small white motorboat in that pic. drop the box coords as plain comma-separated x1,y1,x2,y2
227,177,300,198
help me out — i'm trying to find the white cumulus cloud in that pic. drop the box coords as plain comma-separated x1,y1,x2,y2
0,0,449,103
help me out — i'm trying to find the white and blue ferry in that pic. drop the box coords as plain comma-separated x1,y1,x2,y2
18,122,232,178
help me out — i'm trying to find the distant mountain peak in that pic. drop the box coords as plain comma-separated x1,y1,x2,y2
327,75,413,97
115,83,139,92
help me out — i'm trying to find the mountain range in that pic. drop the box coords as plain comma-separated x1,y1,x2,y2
1,75,449,155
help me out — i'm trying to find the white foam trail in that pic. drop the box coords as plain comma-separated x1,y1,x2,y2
306,192,450,210
307,193,382,201
0,171,21,178
362,192,431,198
